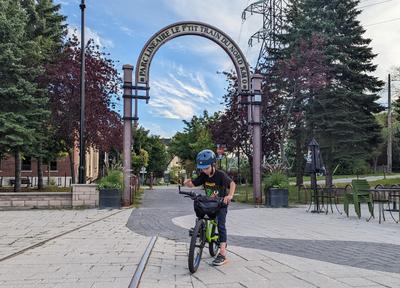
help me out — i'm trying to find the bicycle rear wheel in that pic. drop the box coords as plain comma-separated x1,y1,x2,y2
188,219,205,273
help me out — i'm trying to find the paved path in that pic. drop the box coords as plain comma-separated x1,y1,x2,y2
128,187,400,274
130,187,400,287
1,187,400,287
0,209,150,288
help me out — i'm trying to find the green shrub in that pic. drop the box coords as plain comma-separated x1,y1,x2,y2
98,170,123,190
263,171,289,191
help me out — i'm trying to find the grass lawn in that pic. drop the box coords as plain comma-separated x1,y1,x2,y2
289,173,400,182
132,188,145,208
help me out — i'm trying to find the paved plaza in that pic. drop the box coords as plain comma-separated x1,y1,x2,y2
1,187,400,287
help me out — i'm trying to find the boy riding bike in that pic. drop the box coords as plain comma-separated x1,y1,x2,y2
183,149,236,266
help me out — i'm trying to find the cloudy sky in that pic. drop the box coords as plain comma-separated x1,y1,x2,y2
55,0,400,138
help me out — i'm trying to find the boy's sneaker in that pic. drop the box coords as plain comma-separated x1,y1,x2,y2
212,253,227,266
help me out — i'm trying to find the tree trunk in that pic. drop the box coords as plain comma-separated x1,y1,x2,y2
99,151,105,178
14,150,21,192
68,150,76,184
295,131,304,187
47,160,51,186
373,157,378,173
149,172,153,189
280,140,288,169
37,157,44,189
325,166,333,187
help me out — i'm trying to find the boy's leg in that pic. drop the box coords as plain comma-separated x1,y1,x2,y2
217,207,228,250
213,207,228,265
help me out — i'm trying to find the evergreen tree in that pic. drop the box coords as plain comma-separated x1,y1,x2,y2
0,0,46,191
21,0,67,189
279,0,383,183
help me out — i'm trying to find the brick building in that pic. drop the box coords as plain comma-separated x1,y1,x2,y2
0,147,100,187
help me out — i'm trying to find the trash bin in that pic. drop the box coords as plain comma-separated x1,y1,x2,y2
265,188,289,208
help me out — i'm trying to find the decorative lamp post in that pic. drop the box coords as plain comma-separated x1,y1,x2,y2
305,138,324,213
250,73,263,205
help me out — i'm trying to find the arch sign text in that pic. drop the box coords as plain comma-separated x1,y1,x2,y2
135,21,250,92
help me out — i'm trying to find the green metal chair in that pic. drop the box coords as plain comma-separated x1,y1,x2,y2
343,179,374,219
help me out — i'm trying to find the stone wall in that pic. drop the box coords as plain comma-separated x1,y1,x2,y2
71,184,98,208
0,192,72,209
0,184,99,210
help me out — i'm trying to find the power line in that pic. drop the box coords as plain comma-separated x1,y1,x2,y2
359,0,393,9
365,17,400,27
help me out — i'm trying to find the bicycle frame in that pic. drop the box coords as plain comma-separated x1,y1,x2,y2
205,218,218,243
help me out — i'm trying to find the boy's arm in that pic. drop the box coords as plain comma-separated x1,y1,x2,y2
224,180,236,204
184,173,204,187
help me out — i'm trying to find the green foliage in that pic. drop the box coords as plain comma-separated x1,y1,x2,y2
132,149,149,174
169,166,182,184
351,159,370,176
277,0,384,177
146,135,169,177
263,172,289,190
169,112,216,172
98,170,123,190
132,127,169,177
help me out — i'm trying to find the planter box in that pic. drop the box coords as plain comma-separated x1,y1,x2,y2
99,188,121,208
265,188,288,208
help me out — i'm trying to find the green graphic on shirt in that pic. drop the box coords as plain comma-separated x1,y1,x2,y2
204,182,219,197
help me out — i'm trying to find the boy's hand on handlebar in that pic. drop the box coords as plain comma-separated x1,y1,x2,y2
223,195,233,205
183,179,192,187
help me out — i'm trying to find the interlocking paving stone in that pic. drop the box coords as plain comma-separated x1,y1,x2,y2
128,187,400,274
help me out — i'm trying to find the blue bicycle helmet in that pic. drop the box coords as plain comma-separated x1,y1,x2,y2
196,149,216,169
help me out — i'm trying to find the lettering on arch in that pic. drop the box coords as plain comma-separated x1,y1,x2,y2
136,21,250,92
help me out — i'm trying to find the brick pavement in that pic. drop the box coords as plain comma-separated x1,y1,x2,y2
1,187,400,287
0,209,150,288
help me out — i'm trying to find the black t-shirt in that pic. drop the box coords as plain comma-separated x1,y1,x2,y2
192,169,233,197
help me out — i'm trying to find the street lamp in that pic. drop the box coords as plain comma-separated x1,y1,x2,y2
78,0,86,184
305,138,325,213
387,74,400,174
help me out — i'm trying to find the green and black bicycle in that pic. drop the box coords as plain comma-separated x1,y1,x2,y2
179,186,223,273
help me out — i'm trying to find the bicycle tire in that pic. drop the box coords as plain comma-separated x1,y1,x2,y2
208,222,219,257
188,219,205,273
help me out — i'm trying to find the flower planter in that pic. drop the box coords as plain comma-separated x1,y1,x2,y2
265,188,288,208
99,188,121,208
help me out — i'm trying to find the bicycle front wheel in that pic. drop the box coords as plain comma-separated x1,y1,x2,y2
188,219,205,273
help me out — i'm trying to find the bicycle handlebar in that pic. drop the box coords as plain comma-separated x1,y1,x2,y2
178,185,199,198
178,185,226,203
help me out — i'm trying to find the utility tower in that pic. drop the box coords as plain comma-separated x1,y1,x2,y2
242,0,287,74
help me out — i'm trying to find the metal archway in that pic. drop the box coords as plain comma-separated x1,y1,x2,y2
136,21,250,92
122,21,262,206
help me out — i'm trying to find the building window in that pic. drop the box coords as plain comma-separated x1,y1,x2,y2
50,160,57,171
21,157,32,171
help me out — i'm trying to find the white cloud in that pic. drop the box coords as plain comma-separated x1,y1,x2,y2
164,0,262,69
165,0,400,83
169,74,212,100
358,1,400,83
67,25,114,48
149,97,196,119
119,26,136,38
140,122,174,138
147,62,219,119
